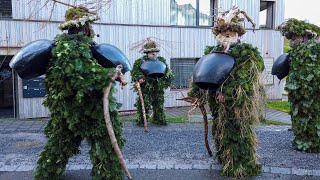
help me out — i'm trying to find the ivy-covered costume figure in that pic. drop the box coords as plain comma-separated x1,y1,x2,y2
275,19,320,153
10,6,131,180
190,7,264,177
131,40,174,125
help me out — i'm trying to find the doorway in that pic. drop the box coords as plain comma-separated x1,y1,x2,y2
0,55,15,118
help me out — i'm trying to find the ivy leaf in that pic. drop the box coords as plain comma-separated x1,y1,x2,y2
292,107,298,116
310,54,317,61
56,168,62,174
305,74,314,82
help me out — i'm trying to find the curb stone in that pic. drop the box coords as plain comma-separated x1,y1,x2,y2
0,165,19,171
270,167,291,174
2,164,320,177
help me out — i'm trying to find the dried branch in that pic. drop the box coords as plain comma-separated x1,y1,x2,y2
103,65,132,180
217,6,256,30
134,81,148,132
199,104,213,156
51,0,74,8
130,37,179,56
240,11,256,30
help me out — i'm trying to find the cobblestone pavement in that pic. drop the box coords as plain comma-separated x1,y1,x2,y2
265,108,291,124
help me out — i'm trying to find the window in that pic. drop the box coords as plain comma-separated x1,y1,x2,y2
0,0,12,18
170,0,214,26
259,1,275,29
170,58,197,89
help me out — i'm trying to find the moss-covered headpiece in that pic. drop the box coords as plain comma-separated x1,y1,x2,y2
277,18,320,40
58,6,99,31
143,41,160,53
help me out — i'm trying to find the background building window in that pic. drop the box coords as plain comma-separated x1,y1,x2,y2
170,58,197,89
170,0,213,26
0,0,12,18
199,0,212,26
259,1,275,29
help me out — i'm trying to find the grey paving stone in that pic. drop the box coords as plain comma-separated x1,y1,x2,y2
270,167,291,175
140,164,157,169
0,121,13,125
85,164,93,170
6,128,18,131
157,164,174,170
262,166,271,173
175,164,193,170
7,125,19,128
292,168,314,176
127,164,140,169
313,170,320,176
30,125,43,128
19,127,32,130
193,163,211,170
211,165,222,170
0,165,19,171
21,122,35,125
15,165,35,171
11,121,23,125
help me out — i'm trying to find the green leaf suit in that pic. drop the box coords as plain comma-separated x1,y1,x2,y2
190,43,264,177
285,40,320,153
34,34,124,180
131,56,174,125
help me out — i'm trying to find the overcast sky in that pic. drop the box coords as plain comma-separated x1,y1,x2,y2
285,0,320,26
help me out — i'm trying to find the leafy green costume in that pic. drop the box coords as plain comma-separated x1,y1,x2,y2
33,34,124,179
278,18,320,153
285,40,320,153
131,56,174,125
285,41,320,153
190,43,264,177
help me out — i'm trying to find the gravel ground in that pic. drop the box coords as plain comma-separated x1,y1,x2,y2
257,131,320,170
0,123,319,171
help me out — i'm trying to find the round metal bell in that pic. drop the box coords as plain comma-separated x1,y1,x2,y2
9,39,54,80
271,53,290,80
140,59,166,79
92,43,131,74
193,52,235,90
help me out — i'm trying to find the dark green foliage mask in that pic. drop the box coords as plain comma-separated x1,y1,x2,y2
34,33,124,180
286,40,320,153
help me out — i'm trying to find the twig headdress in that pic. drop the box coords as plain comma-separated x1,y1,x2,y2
131,38,160,54
212,6,256,37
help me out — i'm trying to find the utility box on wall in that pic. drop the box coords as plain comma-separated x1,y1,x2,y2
22,77,46,98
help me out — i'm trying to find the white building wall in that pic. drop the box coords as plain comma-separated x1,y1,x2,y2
0,0,285,118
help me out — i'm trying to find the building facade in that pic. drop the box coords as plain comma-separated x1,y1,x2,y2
0,0,285,118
